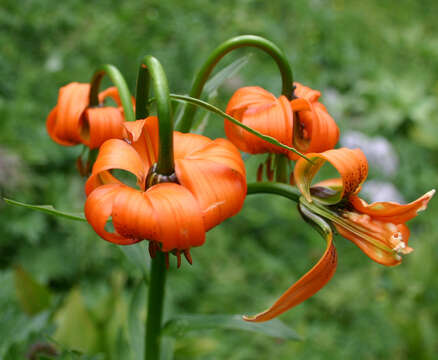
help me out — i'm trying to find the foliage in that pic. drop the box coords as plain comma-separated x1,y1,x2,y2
1,0,438,359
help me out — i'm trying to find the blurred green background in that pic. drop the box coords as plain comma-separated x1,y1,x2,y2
1,0,438,359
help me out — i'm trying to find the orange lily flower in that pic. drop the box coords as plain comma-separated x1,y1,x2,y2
224,82,339,159
46,82,128,149
245,147,434,322
84,117,246,265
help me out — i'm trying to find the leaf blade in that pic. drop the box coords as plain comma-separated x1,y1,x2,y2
162,314,300,340
3,198,86,222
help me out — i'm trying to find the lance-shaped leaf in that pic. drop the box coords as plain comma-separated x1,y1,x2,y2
3,198,86,222
162,314,300,340
243,204,337,322
170,94,312,162
13,266,52,315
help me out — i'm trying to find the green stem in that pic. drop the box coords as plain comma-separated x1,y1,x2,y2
145,251,167,360
177,35,294,132
275,154,289,183
89,64,135,122
247,182,300,202
136,55,174,175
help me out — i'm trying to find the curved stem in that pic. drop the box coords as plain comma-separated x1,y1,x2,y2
177,35,294,132
89,64,135,123
145,251,166,360
136,55,174,175
247,182,300,202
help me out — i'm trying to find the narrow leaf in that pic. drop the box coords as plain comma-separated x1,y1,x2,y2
162,314,300,340
3,198,86,222
53,289,99,354
13,266,52,315
203,55,250,96
170,94,312,162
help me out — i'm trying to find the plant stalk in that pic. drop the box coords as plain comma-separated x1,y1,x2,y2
89,64,135,122
177,35,294,132
136,55,174,175
145,251,167,360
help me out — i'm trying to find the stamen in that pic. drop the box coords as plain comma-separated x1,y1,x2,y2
257,164,263,182
165,252,170,269
148,241,157,258
266,155,274,181
176,250,181,269
184,249,193,265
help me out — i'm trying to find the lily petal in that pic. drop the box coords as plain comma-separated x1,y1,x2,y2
176,158,246,231
123,118,159,167
84,184,141,245
47,83,89,145
349,189,436,224
46,107,77,146
145,183,205,252
98,86,122,106
334,221,410,266
294,148,368,205
244,204,337,322
81,107,125,149
85,139,147,195
225,87,293,155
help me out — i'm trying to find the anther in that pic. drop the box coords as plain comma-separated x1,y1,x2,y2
257,164,264,182
184,249,193,265
165,252,170,269
176,250,181,269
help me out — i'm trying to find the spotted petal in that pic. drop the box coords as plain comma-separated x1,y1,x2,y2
294,148,368,205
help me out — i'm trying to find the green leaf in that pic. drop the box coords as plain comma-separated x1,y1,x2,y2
128,282,147,360
119,242,150,277
159,336,176,360
3,198,86,222
13,266,51,315
53,288,99,354
162,314,300,340
203,55,250,96
169,94,312,162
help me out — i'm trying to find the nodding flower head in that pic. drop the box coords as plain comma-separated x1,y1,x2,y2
47,83,132,149
84,117,247,267
224,83,339,159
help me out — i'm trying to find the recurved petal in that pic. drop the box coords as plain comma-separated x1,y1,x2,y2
291,102,339,158
46,107,77,146
145,183,205,252
176,158,246,231
244,206,337,322
85,139,146,195
84,184,141,245
123,118,159,167
294,82,321,103
349,189,435,224
294,148,368,205
98,86,122,106
173,132,212,160
226,86,277,113
111,186,159,241
184,137,246,177
225,87,293,155
81,107,125,149
55,82,90,144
